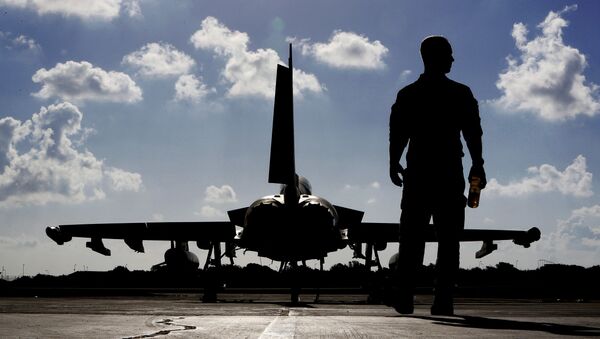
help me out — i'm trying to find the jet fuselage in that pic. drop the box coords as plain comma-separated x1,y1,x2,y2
237,177,346,262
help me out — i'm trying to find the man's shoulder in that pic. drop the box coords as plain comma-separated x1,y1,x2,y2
396,80,421,96
400,75,471,89
396,75,474,99
445,77,473,94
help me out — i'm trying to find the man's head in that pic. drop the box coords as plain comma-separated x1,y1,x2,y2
420,36,454,74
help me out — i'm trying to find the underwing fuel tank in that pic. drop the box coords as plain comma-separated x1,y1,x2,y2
164,247,199,271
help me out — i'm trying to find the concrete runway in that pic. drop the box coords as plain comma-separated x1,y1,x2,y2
1,294,599,338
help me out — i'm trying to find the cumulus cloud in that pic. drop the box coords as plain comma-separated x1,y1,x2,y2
486,155,592,197
493,5,600,121
289,30,388,70
122,42,196,77
0,102,142,207
104,167,142,192
32,61,142,104
543,205,600,260
190,16,324,98
121,0,141,18
0,31,40,52
174,74,214,102
196,184,237,219
195,205,226,219
0,0,141,21
190,16,249,56
204,184,237,204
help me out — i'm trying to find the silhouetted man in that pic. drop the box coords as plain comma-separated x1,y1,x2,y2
389,36,486,315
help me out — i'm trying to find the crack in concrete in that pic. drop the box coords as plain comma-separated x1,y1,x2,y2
123,317,196,339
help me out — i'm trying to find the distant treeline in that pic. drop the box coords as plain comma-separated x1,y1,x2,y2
2,262,599,300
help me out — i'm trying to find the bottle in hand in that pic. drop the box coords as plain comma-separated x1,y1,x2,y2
468,176,481,208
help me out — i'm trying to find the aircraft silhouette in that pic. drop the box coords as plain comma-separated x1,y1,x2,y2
46,45,540,301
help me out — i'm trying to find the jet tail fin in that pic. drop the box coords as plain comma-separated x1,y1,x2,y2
268,44,296,186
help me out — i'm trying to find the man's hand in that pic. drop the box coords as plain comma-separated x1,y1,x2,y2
468,164,487,189
390,163,404,187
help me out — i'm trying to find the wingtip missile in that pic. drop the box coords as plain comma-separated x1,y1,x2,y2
513,227,541,248
46,226,72,245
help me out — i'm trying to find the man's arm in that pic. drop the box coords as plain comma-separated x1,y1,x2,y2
462,88,486,188
389,93,409,187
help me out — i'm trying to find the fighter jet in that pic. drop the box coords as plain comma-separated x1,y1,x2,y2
46,45,540,300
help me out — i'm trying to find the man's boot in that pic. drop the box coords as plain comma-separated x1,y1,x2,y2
393,292,414,314
431,290,454,316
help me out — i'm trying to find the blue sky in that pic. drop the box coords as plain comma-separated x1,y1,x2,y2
1,1,599,276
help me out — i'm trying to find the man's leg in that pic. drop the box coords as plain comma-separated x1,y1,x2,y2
431,205,465,315
394,207,428,314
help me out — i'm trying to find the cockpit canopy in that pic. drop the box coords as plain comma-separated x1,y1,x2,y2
279,175,312,195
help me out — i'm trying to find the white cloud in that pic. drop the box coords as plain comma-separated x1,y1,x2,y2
195,205,226,219
486,155,592,197
190,16,249,56
571,205,600,218
122,0,141,18
493,5,600,121
289,30,388,70
540,205,600,264
291,69,323,98
0,31,40,52
122,42,196,78
0,102,142,207
196,184,235,219
370,181,381,189
13,34,40,50
399,70,412,82
0,118,25,171
0,0,141,21
105,167,142,192
204,184,237,204
174,74,214,102
190,16,324,99
32,61,142,104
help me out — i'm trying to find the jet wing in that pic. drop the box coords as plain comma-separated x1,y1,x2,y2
348,222,540,258
46,221,235,255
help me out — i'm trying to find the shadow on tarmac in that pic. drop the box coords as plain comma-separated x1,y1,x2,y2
407,315,600,337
